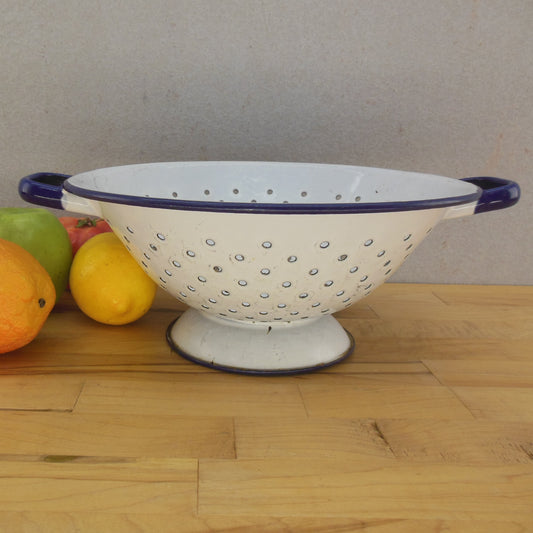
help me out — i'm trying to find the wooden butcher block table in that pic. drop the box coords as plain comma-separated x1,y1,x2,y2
0,283,531,532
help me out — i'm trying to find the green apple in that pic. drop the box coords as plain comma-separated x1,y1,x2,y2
0,208,72,303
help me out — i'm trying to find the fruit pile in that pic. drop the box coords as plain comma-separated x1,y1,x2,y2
0,208,157,354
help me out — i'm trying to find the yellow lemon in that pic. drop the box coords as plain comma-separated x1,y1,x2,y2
69,232,157,325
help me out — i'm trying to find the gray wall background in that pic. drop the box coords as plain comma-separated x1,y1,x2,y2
1,0,531,285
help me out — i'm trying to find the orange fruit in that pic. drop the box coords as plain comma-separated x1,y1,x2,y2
0,238,55,353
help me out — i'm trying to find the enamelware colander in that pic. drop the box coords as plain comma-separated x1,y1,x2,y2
19,162,520,374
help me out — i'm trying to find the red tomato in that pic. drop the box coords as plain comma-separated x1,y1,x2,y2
59,217,112,256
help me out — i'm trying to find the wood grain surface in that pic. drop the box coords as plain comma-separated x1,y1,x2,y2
0,283,531,532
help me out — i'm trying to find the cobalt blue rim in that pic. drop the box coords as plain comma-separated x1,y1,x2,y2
63,180,482,215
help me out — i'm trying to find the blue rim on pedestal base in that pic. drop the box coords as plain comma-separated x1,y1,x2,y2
166,309,355,376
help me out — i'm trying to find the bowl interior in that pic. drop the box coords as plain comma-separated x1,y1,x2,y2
66,161,479,210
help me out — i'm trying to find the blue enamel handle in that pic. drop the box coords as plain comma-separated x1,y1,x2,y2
461,177,520,214
19,172,71,210
19,172,100,215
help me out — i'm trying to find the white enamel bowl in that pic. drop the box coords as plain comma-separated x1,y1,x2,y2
20,162,520,374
